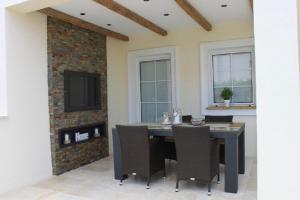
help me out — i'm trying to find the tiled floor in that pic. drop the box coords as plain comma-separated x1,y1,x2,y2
0,157,257,200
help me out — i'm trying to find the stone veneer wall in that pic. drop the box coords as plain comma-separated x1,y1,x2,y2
47,17,109,175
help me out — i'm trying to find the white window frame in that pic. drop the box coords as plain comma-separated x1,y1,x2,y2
210,49,256,105
200,38,256,116
0,5,7,117
128,46,178,123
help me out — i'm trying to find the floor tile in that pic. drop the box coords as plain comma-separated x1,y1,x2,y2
0,157,257,200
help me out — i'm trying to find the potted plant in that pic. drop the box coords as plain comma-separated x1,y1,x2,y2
220,88,233,107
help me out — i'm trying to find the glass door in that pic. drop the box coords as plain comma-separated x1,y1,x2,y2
140,59,172,123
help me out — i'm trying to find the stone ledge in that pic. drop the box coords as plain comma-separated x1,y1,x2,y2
206,105,256,110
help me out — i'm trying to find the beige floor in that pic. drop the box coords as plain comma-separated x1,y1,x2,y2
0,157,257,200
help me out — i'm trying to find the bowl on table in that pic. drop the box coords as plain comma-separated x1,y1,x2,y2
190,118,204,126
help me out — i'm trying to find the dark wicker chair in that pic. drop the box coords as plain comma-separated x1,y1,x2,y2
164,139,177,161
205,115,233,164
173,126,220,195
116,125,166,189
164,115,193,162
205,115,233,123
182,115,192,123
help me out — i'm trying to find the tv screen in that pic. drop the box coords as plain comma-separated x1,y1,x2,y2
64,70,101,112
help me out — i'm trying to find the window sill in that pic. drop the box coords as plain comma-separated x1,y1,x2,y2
206,105,256,110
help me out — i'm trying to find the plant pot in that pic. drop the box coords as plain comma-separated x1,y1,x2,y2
224,100,230,107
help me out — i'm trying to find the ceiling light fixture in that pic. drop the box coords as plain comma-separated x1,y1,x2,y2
163,13,170,16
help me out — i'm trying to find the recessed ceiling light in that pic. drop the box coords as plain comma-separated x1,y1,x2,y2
107,24,112,26
221,4,228,8
80,12,86,16
163,13,170,16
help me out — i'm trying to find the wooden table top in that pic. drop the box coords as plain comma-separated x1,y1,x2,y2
145,122,243,131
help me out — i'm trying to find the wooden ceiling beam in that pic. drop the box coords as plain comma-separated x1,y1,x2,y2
93,0,167,36
175,0,212,31
39,8,129,41
249,0,253,12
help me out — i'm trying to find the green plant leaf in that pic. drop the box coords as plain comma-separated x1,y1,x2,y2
220,88,233,100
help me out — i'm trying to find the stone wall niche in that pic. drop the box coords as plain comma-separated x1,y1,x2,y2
47,17,109,175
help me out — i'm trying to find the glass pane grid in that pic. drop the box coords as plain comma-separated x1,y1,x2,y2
142,101,172,103
140,81,156,83
140,80,171,83
212,52,254,104
140,59,172,123
214,85,252,88
140,61,155,82
154,61,157,121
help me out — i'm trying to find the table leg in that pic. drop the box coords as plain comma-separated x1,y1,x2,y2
225,135,239,193
238,131,245,174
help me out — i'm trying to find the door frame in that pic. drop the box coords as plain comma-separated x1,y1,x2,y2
128,46,178,123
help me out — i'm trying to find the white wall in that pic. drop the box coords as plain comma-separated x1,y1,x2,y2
1,0,26,7
2,0,71,11
255,0,300,199
107,21,257,157
0,9,52,194
298,0,300,80
0,3,7,117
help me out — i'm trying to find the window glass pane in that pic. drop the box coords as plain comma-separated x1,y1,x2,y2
156,60,171,81
232,70,252,86
140,59,173,123
212,52,254,104
232,53,252,86
141,103,156,123
213,87,225,103
213,54,231,71
231,53,252,71
156,81,171,102
140,61,155,81
157,103,171,121
213,55,231,87
141,83,155,102
214,71,231,87
232,87,253,103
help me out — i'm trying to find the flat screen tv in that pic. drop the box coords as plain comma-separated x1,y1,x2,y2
64,70,101,112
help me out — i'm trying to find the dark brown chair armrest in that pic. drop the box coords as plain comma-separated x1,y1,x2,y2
164,136,175,142
217,139,225,144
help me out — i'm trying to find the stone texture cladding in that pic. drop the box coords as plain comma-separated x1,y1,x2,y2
47,17,108,175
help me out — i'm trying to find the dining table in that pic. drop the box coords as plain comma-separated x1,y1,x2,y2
112,122,245,193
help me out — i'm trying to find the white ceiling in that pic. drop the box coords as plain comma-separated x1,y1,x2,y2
52,0,252,36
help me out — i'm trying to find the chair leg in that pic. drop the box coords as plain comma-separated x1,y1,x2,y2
175,177,179,192
217,169,220,184
119,179,123,186
208,182,211,196
146,177,151,189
